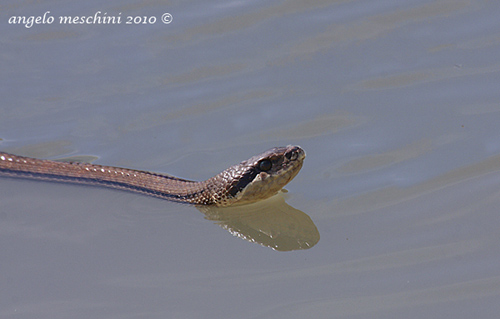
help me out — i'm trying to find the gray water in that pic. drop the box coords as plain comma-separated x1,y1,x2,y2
2,0,500,318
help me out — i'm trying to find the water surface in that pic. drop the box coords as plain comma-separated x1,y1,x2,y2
2,0,500,318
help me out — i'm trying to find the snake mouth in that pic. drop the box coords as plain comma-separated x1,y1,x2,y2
274,145,305,184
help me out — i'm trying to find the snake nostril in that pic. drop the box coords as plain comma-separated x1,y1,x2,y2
285,150,297,161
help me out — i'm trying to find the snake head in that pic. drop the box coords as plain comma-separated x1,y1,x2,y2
211,145,306,206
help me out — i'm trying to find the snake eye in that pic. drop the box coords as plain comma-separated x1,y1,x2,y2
258,159,272,172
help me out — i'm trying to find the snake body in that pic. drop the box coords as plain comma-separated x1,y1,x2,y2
0,145,305,206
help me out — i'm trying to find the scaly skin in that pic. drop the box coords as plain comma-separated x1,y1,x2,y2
0,145,305,206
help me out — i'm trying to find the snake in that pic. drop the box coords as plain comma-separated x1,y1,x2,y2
0,145,305,206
